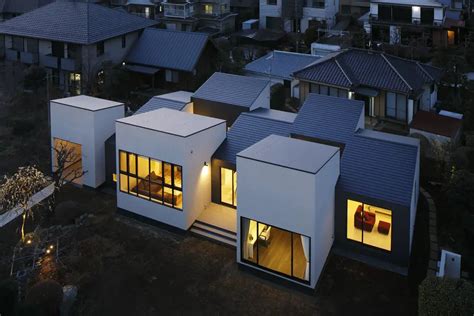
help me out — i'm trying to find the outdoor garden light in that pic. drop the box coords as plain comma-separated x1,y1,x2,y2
26,239,32,244
49,245,54,250
46,249,51,254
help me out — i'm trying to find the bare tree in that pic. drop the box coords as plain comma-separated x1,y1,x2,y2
0,166,50,240
50,141,87,212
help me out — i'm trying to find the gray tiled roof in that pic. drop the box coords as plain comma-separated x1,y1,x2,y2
244,51,320,81
213,112,292,164
294,49,442,95
126,28,210,72
291,94,364,144
292,94,419,207
0,1,157,44
134,96,187,115
193,72,270,108
340,134,418,207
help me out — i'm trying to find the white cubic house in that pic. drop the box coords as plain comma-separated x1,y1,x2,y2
50,96,124,188
50,74,420,289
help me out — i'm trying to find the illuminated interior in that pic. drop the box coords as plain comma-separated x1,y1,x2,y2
220,168,237,207
447,30,455,45
241,217,310,282
119,150,183,209
53,138,82,185
346,199,392,251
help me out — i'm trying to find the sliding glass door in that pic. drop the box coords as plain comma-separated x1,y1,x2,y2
241,217,310,283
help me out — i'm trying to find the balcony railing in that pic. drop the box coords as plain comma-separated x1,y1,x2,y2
20,51,39,64
370,14,444,26
163,2,195,18
5,49,21,61
61,57,81,72
40,54,60,69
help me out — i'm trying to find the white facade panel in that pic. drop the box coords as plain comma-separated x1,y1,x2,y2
236,149,339,288
50,100,123,188
115,119,226,230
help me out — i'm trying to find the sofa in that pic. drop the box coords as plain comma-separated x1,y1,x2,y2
354,205,376,232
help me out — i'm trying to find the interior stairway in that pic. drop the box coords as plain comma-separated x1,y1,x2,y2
190,220,237,247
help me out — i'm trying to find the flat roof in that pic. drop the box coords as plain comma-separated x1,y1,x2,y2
157,91,193,103
51,95,123,111
237,135,339,174
117,108,225,137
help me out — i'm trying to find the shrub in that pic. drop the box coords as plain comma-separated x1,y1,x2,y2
0,279,18,316
418,276,474,316
443,169,474,215
24,280,63,316
11,119,35,136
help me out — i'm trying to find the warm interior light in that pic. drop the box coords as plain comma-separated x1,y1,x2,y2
112,173,117,182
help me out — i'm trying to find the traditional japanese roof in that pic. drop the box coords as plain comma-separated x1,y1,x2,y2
0,0,53,15
244,51,320,81
192,73,270,108
0,1,157,44
410,110,462,138
125,28,210,72
294,49,443,96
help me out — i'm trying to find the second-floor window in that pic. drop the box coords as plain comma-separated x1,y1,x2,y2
267,0,277,5
305,0,325,9
203,4,213,14
96,41,104,57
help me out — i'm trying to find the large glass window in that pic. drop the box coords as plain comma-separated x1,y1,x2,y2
346,200,392,251
241,217,310,283
220,167,237,207
119,150,183,210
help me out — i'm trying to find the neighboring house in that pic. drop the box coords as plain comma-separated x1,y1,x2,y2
244,50,320,98
124,28,217,91
50,89,420,289
126,0,159,19
0,1,156,95
367,0,466,47
160,0,236,35
293,48,443,128
339,0,370,16
230,0,259,24
410,110,463,145
259,0,339,32
191,72,271,127
0,0,54,21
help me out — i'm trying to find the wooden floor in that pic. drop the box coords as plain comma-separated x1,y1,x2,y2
257,228,306,279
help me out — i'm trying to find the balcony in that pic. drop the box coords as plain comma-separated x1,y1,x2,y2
20,51,39,64
40,54,60,69
61,57,81,72
163,2,195,19
5,49,20,62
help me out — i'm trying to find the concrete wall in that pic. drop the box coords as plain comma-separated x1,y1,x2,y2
116,120,226,230
236,150,340,288
50,101,124,188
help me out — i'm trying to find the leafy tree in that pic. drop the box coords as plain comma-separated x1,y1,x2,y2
0,166,49,240
23,66,46,92
443,169,474,215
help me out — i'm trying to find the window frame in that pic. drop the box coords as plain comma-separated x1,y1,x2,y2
385,92,407,122
240,216,311,285
345,200,392,252
220,167,237,208
119,150,183,210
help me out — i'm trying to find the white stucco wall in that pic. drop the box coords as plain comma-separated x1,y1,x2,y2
50,101,124,188
236,150,340,288
115,120,226,230
259,0,282,29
